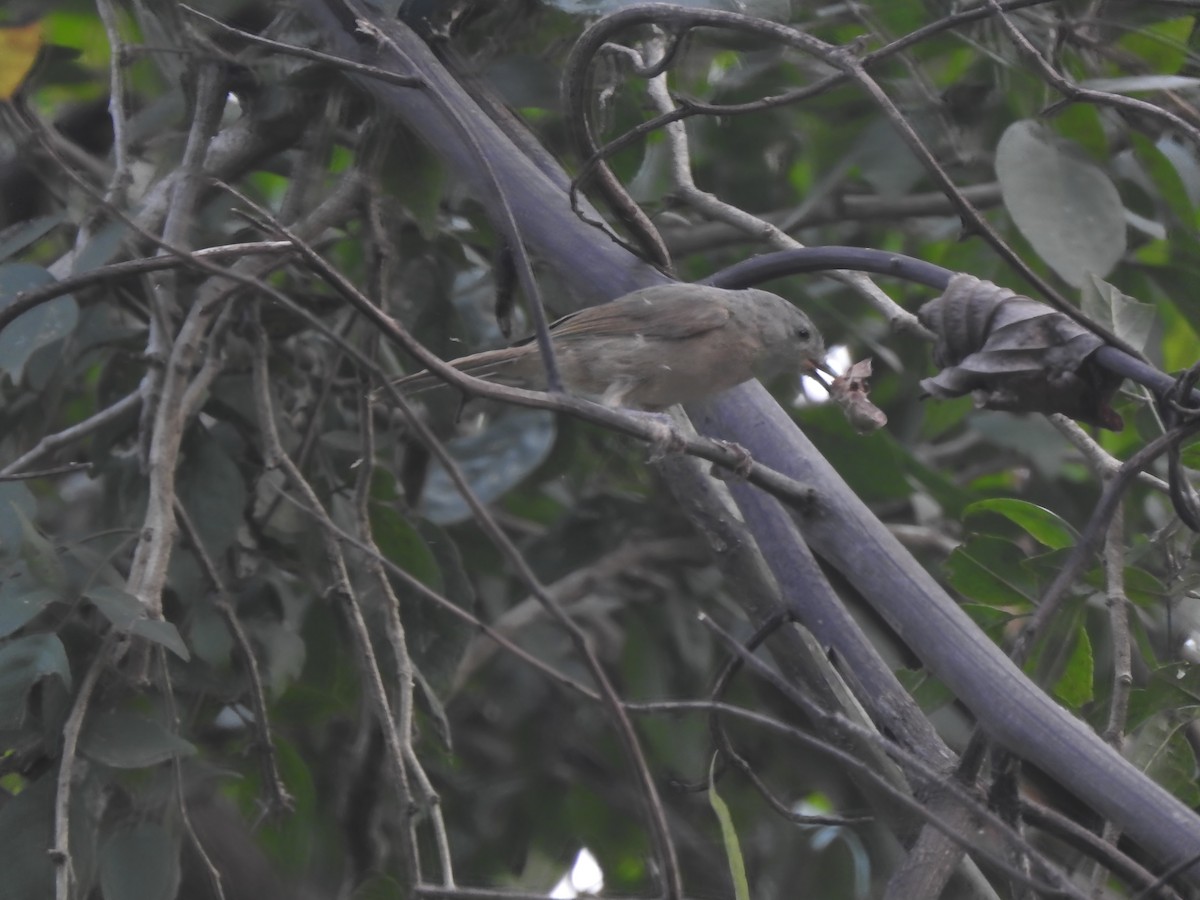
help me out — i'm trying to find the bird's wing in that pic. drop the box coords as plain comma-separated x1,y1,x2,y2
547,288,731,342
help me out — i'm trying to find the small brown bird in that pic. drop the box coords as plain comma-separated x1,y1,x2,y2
395,283,827,410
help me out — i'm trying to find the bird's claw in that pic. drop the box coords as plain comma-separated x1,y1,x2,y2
709,441,754,480
632,411,688,461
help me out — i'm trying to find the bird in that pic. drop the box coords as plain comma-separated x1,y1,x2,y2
392,283,827,411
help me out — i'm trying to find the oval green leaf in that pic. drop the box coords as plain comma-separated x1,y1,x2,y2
996,120,1126,287
0,263,78,383
80,710,196,768
99,822,181,900
1053,627,1094,709
964,499,1078,549
0,633,71,729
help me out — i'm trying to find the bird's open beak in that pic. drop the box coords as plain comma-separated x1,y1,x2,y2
803,357,835,388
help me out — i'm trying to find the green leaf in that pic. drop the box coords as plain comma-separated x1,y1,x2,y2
350,874,406,900
80,710,196,768
1128,132,1196,229
129,618,190,661
1155,135,1200,211
84,586,190,660
708,755,750,900
248,619,305,697
72,221,128,275
852,116,928,198
0,574,57,638
960,603,1019,640
1080,276,1157,354
1052,627,1094,709
1079,565,1166,610
85,584,144,630
963,499,1077,550
968,412,1070,478
371,506,443,592
801,405,918,503
383,133,447,241
1126,709,1200,806
894,668,955,713
1051,103,1108,158
0,768,101,899
99,823,180,900
1180,440,1200,470
177,436,246,561
995,120,1126,287
410,520,477,714
0,214,63,264
0,263,78,383
0,485,36,557
0,774,56,900
0,633,71,729
185,600,232,668
234,736,315,873
1117,16,1194,75
944,536,1035,608
13,506,66,592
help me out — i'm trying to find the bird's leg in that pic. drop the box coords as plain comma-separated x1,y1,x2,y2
599,376,638,408
623,409,688,461
711,441,754,479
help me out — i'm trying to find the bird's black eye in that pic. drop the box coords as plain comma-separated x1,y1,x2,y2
795,326,811,340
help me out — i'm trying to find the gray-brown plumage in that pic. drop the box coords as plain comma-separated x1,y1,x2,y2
395,284,826,410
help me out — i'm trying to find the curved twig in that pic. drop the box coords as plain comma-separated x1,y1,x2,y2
561,2,1083,321
705,246,1196,403
1011,422,1200,666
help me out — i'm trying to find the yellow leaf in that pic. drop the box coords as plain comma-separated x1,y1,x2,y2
708,755,751,900
0,21,43,100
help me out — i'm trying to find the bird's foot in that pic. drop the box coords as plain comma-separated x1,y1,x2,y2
630,411,688,461
710,440,754,480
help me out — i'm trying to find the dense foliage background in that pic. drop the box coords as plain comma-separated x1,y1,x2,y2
3,0,1200,898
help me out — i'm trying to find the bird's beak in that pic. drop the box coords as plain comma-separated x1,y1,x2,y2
803,357,835,387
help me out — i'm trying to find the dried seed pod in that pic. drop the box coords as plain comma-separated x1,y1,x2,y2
917,274,1124,429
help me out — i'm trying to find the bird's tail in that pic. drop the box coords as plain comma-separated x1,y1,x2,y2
387,346,530,395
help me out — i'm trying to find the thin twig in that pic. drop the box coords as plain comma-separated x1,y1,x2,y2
0,462,92,482
1088,504,1132,894
217,180,821,513
1049,414,1169,494
53,639,115,900
250,307,422,883
984,0,1200,154
1,392,141,478
351,376,427,889
661,185,1004,257
124,169,361,623
181,5,422,87
228,190,685,893
173,499,293,816
1012,424,1200,666
87,0,134,241
563,4,1081,327
1021,797,1183,900
266,487,602,703
160,651,228,900
0,242,293,336
1103,506,1133,752
138,59,229,460
192,7,567,395
633,687,1087,899
637,30,924,336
